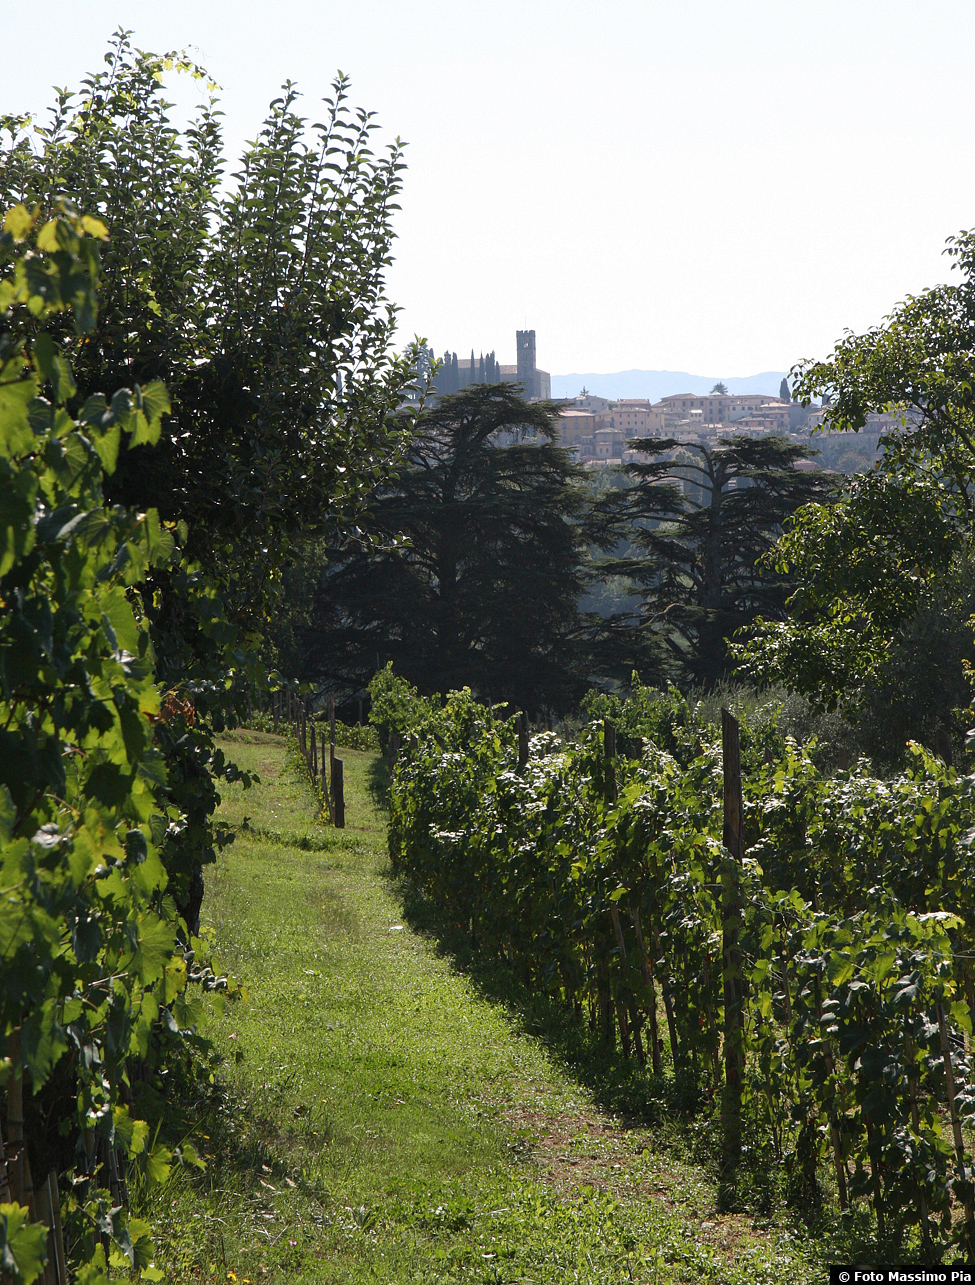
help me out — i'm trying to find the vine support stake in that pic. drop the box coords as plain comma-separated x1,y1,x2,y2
632,909,662,1075
720,708,744,1176
610,904,644,1066
603,718,616,803
815,974,848,1211
518,712,529,770
332,757,345,829
937,1000,975,1254
905,1032,930,1251
7,1028,23,1207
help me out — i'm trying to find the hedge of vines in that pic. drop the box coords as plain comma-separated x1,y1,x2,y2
389,683,975,1259
0,206,238,1283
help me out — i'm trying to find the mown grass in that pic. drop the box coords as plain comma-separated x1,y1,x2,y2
142,731,830,1283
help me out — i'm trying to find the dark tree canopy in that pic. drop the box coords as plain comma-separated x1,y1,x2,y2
779,377,791,401
288,384,592,714
599,436,834,686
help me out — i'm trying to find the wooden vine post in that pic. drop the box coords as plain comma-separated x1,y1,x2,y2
320,693,335,825
332,757,345,829
720,708,745,1174
814,974,849,1211
600,720,618,1048
518,712,529,770
905,1031,928,1249
632,909,662,1074
937,999,975,1255
603,718,617,803
328,693,336,772
610,904,645,1066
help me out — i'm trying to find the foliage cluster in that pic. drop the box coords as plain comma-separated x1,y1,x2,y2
0,205,234,1282
284,384,595,714
323,719,379,752
595,436,833,687
737,226,975,761
0,32,418,930
390,682,975,1258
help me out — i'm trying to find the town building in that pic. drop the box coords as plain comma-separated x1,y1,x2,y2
432,330,551,400
613,399,667,436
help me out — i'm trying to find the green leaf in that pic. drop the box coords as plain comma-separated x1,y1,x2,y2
130,914,177,984
113,1106,150,1157
21,998,68,1090
31,334,76,405
0,788,15,843
129,382,170,447
178,1140,205,1170
90,421,121,474
99,586,140,653
74,1245,110,1285
3,205,34,242
0,1203,48,1284
143,1144,173,1185
0,378,37,461
135,509,176,568
951,999,972,1036
85,763,135,808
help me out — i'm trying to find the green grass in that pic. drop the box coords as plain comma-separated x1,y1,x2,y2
143,731,827,1283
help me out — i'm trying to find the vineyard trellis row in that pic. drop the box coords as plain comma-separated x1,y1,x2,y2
276,689,346,827
387,684,975,1259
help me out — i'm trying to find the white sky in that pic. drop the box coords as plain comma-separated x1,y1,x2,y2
5,1,974,377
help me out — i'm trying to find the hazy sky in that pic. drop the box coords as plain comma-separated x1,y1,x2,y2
5,2,974,376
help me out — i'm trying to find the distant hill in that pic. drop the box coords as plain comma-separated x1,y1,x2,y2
550,369,789,401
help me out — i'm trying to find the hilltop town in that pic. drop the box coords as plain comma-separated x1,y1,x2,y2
430,329,897,468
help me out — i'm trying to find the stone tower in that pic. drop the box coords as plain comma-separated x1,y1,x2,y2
516,329,537,395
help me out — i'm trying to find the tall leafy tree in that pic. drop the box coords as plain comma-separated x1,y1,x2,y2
735,469,963,709
779,377,791,401
599,436,833,686
289,384,591,713
735,224,975,761
0,34,416,926
791,226,975,528
0,32,413,584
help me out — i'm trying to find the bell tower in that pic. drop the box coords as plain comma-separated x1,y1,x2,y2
516,329,537,397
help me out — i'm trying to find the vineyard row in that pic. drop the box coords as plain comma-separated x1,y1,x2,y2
387,687,975,1260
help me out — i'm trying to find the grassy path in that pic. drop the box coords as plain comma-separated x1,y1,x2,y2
149,731,820,1283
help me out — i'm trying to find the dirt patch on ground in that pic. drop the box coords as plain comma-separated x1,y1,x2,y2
502,1102,776,1259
